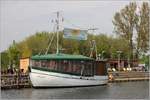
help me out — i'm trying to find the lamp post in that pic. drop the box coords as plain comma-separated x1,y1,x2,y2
117,51,122,71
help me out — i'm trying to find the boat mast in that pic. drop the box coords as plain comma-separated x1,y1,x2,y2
56,11,59,54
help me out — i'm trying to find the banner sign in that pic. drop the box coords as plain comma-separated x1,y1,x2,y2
63,28,87,40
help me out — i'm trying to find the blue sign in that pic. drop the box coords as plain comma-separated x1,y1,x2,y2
63,28,87,40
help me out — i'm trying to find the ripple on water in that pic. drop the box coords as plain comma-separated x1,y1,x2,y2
1,81,149,99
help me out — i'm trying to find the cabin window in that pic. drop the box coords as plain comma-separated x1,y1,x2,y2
80,61,94,76
34,60,41,67
31,59,94,76
68,61,72,72
62,60,68,72
72,61,81,74
85,62,92,76
41,60,47,67
57,60,63,71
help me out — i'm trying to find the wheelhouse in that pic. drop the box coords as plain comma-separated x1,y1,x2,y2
30,53,96,76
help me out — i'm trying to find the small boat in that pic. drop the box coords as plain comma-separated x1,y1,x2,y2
29,53,108,87
29,12,108,88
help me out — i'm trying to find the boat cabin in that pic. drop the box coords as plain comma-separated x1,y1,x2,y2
30,53,107,77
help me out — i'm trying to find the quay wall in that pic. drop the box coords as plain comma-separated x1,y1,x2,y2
1,71,149,89
1,73,31,89
108,71,149,82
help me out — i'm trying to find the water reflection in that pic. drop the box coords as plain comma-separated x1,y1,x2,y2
1,81,149,99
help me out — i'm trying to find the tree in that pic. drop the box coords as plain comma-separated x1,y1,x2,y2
8,40,20,68
136,2,150,58
1,51,9,69
112,2,149,59
17,31,50,57
1,30,136,69
109,36,129,59
113,2,138,59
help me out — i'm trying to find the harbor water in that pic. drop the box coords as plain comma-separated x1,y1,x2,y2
1,81,149,99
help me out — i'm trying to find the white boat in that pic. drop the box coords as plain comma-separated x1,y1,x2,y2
29,12,108,88
30,71,108,87
29,53,108,88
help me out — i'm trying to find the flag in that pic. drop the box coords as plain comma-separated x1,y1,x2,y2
63,28,87,40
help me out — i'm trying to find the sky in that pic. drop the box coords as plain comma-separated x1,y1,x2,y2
0,0,146,52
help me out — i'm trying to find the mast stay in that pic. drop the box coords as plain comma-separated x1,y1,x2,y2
45,11,98,56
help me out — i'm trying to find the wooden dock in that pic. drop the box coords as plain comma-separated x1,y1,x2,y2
1,73,31,89
108,71,149,82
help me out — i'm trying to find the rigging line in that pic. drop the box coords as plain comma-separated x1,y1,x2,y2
38,19,56,55
38,12,61,55
46,21,56,44
49,22,57,47
45,33,55,54
45,23,57,54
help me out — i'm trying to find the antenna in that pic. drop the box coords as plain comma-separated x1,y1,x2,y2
56,11,59,54
55,11,63,54
45,11,63,55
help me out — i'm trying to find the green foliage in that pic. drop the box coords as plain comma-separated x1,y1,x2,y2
139,55,149,70
1,51,9,69
136,2,150,54
140,55,149,65
17,32,50,57
113,2,150,59
0,31,131,69
113,2,138,59
8,40,20,68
